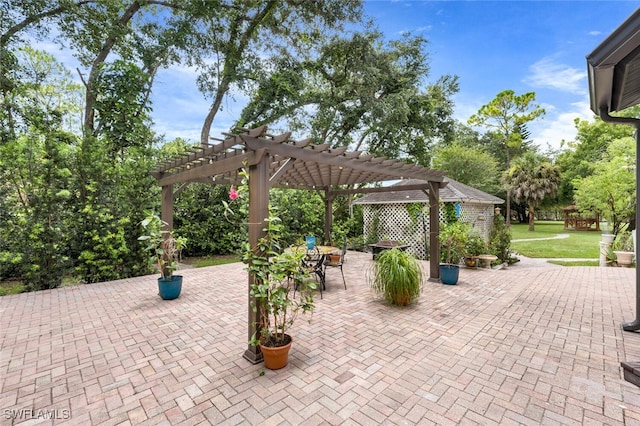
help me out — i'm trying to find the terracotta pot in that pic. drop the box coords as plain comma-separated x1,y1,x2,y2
329,254,341,263
259,335,293,370
464,256,478,268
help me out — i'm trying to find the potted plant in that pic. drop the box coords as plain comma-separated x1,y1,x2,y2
368,248,424,306
612,231,635,267
226,168,317,370
139,213,187,300
464,230,485,268
439,221,469,285
242,212,317,369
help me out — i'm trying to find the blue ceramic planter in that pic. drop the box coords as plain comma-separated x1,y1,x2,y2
158,275,183,300
439,264,459,285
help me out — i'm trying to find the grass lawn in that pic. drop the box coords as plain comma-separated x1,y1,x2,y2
183,254,241,268
510,221,602,259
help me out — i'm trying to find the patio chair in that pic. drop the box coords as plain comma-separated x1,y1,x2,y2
299,246,325,299
323,240,347,290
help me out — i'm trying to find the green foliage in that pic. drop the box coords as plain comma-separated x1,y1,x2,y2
489,213,512,263
93,60,153,152
239,30,458,166
138,213,187,279
0,281,27,296
506,152,561,231
442,202,458,225
468,90,545,165
368,248,424,306
431,143,499,193
175,184,246,256
555,112,636,205
439,221,469,264
468,90,546,225
225,168,316,347
612,231,634,252
0,47,79,290
573,137,635,237
268,189,324,245
465,231,486,256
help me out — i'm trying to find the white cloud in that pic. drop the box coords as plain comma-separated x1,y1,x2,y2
531,99,595,151
523,57,587,95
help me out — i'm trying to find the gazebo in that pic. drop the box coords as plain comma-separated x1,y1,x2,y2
562,205,600,231
151,125,447,362
354,178,503,260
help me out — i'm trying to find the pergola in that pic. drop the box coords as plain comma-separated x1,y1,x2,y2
151,125,447,362
587,8,640,333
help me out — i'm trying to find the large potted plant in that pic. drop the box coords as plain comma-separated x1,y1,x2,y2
139,214,187,300
439,221,469,285
612,231,635,267
368,248,424,306
245,220,316,369
226,168,317,370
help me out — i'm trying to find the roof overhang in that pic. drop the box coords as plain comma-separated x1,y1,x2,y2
587,8,640,114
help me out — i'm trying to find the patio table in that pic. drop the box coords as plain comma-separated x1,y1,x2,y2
286,245,341,256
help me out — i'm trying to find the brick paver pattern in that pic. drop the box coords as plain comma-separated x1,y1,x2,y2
2,251,640,425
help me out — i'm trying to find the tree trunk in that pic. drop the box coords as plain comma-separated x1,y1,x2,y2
528,200,535,231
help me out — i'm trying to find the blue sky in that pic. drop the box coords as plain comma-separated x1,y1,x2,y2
357,1,639,151
42,1,639,153
149,1,638,153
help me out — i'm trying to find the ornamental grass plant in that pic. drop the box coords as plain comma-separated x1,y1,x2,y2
368,248,424,306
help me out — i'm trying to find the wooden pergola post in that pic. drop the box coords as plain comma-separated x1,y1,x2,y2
243,154,270,364
428,180,441,281
161,184,174,232
324,189,334,245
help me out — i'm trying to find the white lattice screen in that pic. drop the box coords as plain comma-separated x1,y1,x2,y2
362,202,495,260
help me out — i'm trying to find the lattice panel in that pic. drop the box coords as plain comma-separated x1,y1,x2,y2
362,202,495,260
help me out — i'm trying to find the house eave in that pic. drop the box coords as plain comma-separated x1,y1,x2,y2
587,8,640,114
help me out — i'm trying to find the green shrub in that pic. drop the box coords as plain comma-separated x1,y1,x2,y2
489,213,512,263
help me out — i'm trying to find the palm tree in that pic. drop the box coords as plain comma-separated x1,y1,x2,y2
506,152,561,231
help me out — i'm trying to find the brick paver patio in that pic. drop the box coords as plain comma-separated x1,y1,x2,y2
2,251,640,425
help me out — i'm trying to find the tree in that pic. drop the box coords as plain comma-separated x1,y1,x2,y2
0,47,80,289
555,110,637,206
468,90,545,226
505,152,560,231
573,136,635,237
238,30,459,167
431,143,499,193
2,1,363,287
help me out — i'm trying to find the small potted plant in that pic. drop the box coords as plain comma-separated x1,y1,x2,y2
612,231,635,267
368,248,424,306
464,230,485,268
139,213,187,300
439,221,469,285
